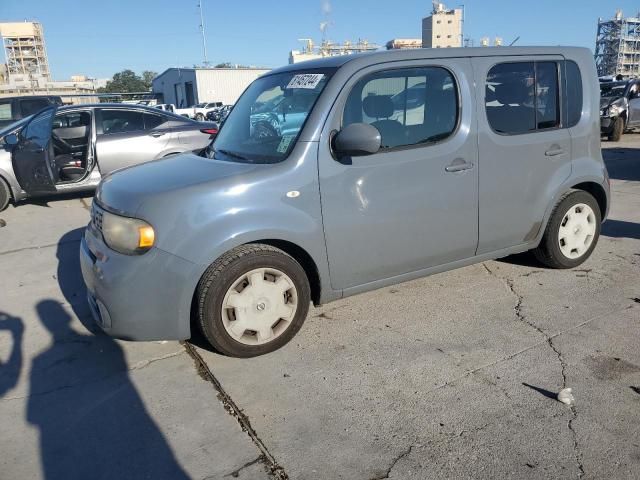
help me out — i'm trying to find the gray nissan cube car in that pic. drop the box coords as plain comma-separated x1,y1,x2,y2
80,47,609,357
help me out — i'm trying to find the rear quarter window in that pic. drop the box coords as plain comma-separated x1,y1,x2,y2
565,61,583,128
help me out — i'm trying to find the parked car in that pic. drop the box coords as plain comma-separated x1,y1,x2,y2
0,104,218,211
600,78,640,141
193,102,223,121
81,47,609,358
0,95,63,129
206,104,233,122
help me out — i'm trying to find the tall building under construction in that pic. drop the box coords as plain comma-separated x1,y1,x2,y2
0,22,51,87
595,10,640,78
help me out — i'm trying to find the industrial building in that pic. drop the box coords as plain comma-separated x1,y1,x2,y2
0,21,106,100
289,39,379,64
422,2,463,48
595,10,640,78
152,67,270,107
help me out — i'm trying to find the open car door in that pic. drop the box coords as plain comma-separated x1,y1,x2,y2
12,106,58,195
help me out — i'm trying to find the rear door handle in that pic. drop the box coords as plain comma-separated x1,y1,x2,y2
445,159,474,173
149,132,165,138
545,146,565,157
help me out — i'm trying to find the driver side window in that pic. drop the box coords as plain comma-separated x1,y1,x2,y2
343,67,459,150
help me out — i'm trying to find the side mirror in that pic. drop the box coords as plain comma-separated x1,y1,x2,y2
4,133,18,146
333,123,381,157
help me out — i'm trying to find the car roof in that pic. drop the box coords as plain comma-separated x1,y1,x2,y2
54,103,196,122
269,46,591,75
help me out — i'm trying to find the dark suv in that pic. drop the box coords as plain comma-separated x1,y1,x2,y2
0,95,63,128
600,79,640,141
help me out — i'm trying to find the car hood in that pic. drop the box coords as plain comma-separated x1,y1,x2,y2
600,96,624,109
96,153,260,215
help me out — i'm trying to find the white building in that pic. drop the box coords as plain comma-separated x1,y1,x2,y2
422,2,463,48
152,67,270,107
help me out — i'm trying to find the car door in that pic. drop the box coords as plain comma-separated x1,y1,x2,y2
626,82,640,126
475,56,572,254
11,106,58,194
318,59,479,291
94,108,171,175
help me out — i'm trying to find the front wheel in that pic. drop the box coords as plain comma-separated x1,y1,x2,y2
608,116,624,142
196,244,311,357
0,177,11,212
533,190,601,269
195,113,205,121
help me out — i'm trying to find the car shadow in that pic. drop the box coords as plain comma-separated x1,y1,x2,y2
27,299,190,480
602,219,640,240
602,147,640,181
56,228,97,334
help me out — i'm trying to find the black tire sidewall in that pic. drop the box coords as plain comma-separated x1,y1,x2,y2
545,191,601,268
199,249,310,357
609,117,624,141
0,178,10,212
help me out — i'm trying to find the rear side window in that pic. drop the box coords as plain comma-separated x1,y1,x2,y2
486,61,560,135
343,67,458,149
19,98,51,117
101,110,144,134
144,113,168,129
564,61,582,127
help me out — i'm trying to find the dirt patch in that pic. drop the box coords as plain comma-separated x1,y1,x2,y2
585,356,640,380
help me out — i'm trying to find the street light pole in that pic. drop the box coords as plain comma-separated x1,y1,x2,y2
198,0,209,66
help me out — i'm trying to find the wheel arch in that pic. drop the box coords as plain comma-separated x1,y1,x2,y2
571,181,608,219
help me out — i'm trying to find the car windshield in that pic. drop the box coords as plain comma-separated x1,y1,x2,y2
600,82,627,98
211,69,335,164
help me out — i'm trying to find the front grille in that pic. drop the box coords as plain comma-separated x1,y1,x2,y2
91,204,104,232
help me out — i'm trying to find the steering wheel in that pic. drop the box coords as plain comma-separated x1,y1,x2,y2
51,131,73,153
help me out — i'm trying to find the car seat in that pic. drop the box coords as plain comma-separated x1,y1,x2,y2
362,96,405,148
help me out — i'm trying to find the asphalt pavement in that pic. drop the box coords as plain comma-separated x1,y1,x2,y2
0,137,638,479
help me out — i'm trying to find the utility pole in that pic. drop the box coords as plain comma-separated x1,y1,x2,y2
459,4,465,47
198,0,209,67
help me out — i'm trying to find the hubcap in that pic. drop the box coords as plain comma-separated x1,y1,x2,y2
558,203,597,259
221,267,298,345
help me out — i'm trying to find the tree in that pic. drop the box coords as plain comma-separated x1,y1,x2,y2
97,69,156,93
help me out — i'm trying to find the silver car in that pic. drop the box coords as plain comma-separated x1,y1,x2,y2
0,103,218,210
80,47,609,357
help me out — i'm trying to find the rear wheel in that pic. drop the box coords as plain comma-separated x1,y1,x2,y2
608,116,624,142
196,244,310,357
533,190,601,269
0,177,11,212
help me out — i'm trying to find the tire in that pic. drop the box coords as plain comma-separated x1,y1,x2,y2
608,116,624,142
195,113,204,121
533,190,601,269
0,177,11,212
196,244,311,357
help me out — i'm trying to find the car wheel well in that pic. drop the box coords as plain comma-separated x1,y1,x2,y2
250,239,321,306
571,182,607,218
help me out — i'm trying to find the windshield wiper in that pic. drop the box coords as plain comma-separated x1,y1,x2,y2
216,149,251,162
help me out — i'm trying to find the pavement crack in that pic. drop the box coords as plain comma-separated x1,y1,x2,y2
221,455,265,478
0,238,81,256
128,350,185,371
370,444,415,480
183,342,288,479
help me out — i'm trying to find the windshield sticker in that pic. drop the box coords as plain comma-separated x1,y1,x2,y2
277,135,295,153
286,74,325,90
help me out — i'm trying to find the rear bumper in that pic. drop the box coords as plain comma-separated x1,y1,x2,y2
80,227,198,341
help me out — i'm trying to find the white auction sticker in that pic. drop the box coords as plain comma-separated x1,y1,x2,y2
286,73,325,89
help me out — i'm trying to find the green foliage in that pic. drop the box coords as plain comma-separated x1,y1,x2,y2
97,69,158,93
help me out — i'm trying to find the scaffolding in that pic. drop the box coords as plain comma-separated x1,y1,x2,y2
0,22,51,85
290,38,379,64
595,10,640,78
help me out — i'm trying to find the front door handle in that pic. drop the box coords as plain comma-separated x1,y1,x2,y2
545,146,565,157
445,159,474,173
149,132,165,138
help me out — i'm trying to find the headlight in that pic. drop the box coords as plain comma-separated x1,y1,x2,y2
608,104,621,116
101,210,155,255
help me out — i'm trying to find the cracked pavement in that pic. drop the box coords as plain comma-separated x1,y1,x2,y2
1,137,639,479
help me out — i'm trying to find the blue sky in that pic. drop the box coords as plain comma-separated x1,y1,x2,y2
0,0,636,80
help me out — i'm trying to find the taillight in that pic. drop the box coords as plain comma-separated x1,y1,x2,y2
200,128,218,135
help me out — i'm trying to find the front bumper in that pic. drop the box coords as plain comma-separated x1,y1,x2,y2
80,226,199,341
